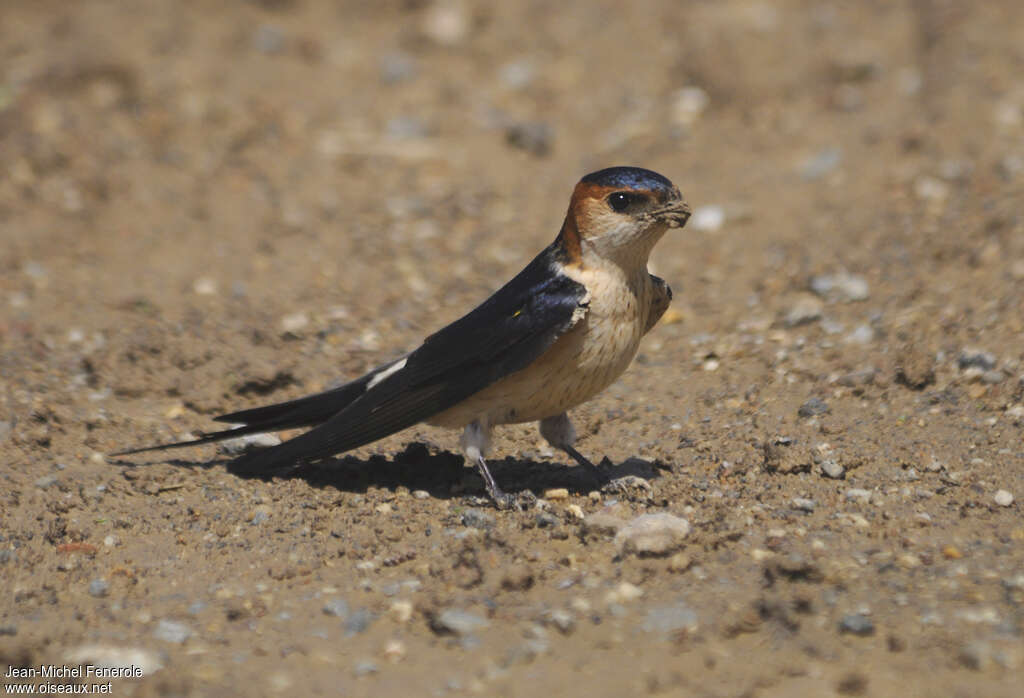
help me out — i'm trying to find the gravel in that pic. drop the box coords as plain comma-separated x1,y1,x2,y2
994,490,1014,507
153,619,192,644
461,509,496,529
616,512,691,556
838,613,875,636
323,598,350,618
798,397,830,418
431,609,490,637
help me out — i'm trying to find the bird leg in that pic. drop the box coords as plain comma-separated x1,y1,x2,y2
461,419,513,508
539,413,600,471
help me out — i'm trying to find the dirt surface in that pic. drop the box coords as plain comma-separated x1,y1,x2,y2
2,1,1024,696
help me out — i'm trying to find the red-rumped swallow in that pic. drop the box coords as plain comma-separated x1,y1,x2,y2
115,167,690,506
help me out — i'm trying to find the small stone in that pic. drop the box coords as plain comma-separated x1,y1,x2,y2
543,609,576,635
845,488,872,503
390,600,414,623
994,490,1014,507
88,579,109,598
670,86,709,127
895,343,936,390
379,52,417,84
792,497,816,512
784,294,824,326
798,397,830,418
821,460,845,479
801,147,843,179
65,645,164,675
219,432,282,455
192,277,217,295
641,603,698,637
35,475,59,489
461,508,495,529
382,639,406,663
505,122,553,157
353,660,378,677
345,608,374,636
616,512,690,557
280,312,309,334
810,272,870,302
839,613,875,636
605,581,643,604
690,205,725,232
958,349,997,372
543,488,569,501
323,598,350,618
422,1,469,45
153,619,192,644
432,609,489,637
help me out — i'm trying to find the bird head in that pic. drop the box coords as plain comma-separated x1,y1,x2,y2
558,166,690,267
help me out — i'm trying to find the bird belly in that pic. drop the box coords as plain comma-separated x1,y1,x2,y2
428,266,651,428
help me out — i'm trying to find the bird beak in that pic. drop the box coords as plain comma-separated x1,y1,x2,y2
649,199,691,228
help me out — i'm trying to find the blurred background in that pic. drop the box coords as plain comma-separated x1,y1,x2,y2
2,3,1024,695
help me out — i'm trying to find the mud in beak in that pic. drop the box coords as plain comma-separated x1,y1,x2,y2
650,199,691,229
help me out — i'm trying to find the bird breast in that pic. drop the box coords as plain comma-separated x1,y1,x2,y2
428,261,653,428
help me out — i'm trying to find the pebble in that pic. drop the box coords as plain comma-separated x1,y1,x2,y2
192,277,217,296
461,508,495,529
641,603,698,636
505,121,553,157
784,294,824,326
323,598,350,618
353,660,378,677
845,488,872,503
669,86,710,127
994,490,1014,507
153,619,192,644
798,397,830,418
838,613,875,636
219,432,282,455
88,579,109,598
801,147,843,179
432,609,489,636
690,205,725,232
543,609,576,635
382,639,406,663
958,349,997,371
35,475,58,489
820,460,845,479
605,581,643,604
345,608,374,636
616,513,690,556
379,52,417,84
65,645,164,675
422,1,470,45
280,312,310,333
810,272,870,302
792,497,816,512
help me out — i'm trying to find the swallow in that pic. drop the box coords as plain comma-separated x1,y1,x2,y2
114,166,690,506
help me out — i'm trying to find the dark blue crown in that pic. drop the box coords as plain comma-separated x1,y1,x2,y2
580,166,675,194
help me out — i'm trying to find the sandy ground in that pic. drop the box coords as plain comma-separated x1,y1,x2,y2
2,1,1023,696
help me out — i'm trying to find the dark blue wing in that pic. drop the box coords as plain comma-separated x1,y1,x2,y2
224,243,588,472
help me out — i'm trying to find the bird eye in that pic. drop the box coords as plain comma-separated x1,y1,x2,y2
608,192,633,212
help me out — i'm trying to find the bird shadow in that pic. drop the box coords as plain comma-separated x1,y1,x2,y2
110,442,668,501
